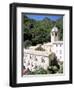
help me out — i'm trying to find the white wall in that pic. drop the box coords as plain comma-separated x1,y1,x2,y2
23,49,49,71
0,0,74,89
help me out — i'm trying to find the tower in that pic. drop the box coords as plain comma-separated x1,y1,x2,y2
51,26,59,42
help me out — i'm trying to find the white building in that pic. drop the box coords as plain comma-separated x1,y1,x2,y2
51,26,59,42
42,26,64,61
23,26,64,72
23,49,49,72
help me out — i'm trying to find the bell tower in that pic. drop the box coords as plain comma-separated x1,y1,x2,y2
51,26,59,42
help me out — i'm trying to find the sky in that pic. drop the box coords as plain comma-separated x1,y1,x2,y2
25,14,63,21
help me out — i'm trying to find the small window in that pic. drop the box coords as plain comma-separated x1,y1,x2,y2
56,44,58,47
24,60,26,63
60,44,62,47
60,56,62,59
32,64,33,67
41,58,45,63
34,65,37,69
23,66,25,69
30,55,33,59
35,58,38,61
30,55,31,59
28,62,30,65
55,32,57,36
31,63,33,67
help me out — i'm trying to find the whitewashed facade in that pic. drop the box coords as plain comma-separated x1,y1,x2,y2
51,26,59,42
23,49,49,71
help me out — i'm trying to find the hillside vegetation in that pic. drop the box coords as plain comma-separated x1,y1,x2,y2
23,15,63,47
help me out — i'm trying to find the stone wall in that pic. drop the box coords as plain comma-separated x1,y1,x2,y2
23,49,49,71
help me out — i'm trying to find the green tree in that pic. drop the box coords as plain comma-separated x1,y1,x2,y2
33,67,47,74
48,53,60,74
23,15,63,46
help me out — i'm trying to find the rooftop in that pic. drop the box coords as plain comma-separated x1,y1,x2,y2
51,26,58,32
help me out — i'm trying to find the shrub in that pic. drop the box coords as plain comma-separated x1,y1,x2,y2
32,67,47,74
47,66,59,74
58,62,63,73
48,53,60,74
48,53,59,66
24,40,32,48
35,44,45,51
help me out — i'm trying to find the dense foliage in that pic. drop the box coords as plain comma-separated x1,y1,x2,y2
23,15,63,47
48,53,60,74
32,67,47,74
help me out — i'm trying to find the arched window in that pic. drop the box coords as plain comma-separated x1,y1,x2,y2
41,57,45,63
35,57,38,61
56,44,58,47
55,32,57,36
